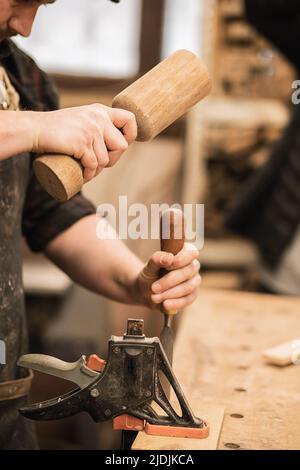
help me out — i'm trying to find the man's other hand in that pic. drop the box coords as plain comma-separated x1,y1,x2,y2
30,104,137,181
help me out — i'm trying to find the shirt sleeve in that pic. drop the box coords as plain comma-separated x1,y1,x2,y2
22,163,95,252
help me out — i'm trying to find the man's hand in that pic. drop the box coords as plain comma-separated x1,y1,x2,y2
30,104,137,181
135,243,201,312
45,215,200,310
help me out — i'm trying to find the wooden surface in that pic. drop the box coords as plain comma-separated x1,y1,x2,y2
133,288,300,450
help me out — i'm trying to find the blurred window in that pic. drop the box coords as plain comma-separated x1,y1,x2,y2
162,0,203,58
16,0,142,78
16,0,202,78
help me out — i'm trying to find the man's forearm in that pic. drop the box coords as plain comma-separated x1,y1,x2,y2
0,111,35,160
45,214,145,305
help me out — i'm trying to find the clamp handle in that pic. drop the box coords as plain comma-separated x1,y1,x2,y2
18,354,99,389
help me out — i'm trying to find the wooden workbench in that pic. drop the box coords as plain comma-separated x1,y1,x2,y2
133,288,300,450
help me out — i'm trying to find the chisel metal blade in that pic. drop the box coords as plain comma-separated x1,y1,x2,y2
160,321,174,365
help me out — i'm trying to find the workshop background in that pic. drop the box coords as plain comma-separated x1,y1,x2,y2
18,0,296,449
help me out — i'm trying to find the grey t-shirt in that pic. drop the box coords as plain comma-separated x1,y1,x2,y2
260,225,300,295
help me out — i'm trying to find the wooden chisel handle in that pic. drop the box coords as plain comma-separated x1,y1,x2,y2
33,50,211,202
160,209,185,316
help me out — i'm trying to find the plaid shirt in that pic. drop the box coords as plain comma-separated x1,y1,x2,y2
0,39,95,252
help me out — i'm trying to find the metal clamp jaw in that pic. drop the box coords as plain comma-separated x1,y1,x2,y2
18,319,209,439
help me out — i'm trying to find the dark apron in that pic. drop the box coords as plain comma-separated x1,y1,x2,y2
0,70,38,449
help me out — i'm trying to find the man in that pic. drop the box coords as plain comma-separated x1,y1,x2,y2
0,0,201,449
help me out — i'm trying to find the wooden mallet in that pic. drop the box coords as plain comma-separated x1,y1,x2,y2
33,49,211,202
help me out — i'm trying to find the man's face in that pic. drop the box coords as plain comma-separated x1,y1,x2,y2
0,0,56,41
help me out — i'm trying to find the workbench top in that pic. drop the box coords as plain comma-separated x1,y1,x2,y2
133,288,300,450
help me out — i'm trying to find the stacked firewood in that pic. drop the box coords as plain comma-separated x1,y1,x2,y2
211,0,295,103
199,97,289,236
201,0,295,238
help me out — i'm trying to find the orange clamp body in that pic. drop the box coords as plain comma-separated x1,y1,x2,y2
145,420,210,439
113,414,145,431
87,354,107,373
